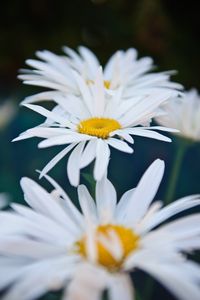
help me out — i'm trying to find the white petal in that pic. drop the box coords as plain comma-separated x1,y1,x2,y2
80,139,97,168
108,274,134,300
107,138,133,153
78,46,100,75
38,172,84,227
20,177,78,232
2,257,76,300
96,175,117,223
92,67,105,116
134,261,200,300
22,104,71,127
116,188,135,220
120,159,164,225
141,195,200,233
0,236,63,258
127,128,171,142
94,140,110,181
110,130,134,144
67,141,86,186
66,263,108,300
39,143,77,178
38,133,91,148
78,185,97,222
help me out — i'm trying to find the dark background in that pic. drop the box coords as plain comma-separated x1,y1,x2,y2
0,1,200,299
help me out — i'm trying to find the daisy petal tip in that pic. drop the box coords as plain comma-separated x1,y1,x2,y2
153,158,165,169
20,177,31,189
12,135,22,142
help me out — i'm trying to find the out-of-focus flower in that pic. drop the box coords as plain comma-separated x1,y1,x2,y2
0,100,16,130
0,160,200,300
19,45,182,104
155,89,200,142
14,68,178,186
0,193,9,209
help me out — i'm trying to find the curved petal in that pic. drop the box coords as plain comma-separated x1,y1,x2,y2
94,140,110,181
120,159,165,226
96,175,117,223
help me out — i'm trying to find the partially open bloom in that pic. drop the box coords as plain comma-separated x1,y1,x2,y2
14,68,178,186
19,46,182,104
155,89,200,142
0,159,200,300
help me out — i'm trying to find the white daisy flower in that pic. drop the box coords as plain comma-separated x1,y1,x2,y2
0,159,200,300
155,89,200,142
14,68,178,186
19,45,182,104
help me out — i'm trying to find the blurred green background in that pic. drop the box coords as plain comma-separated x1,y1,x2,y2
0,1,200,299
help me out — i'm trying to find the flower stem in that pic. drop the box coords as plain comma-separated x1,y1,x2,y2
165,139,188,205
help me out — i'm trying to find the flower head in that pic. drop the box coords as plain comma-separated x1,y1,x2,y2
14,68,178,186
0,159,200,300
155,89,200,142
19,46,182,104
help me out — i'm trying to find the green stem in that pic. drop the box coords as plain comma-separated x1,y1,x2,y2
165,141,188,205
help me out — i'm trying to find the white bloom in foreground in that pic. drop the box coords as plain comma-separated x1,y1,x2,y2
155,89,200,142
14,68,178,186
19,45,182,104
0,160,200,300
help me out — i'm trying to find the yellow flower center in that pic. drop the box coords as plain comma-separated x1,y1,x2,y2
76,224,140,271
86,79,111,89
78,118,121,139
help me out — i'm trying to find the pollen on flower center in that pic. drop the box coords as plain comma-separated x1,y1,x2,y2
86,79,111,89
76,224,140,271
77,118,121,139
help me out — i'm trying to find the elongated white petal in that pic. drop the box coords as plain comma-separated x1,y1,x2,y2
2,257,76,300
78,46,100,75
96,175,117,223
141,195,200,233
66,263,108,300
127,128,171,142
67,141,86,186
107,138,133,153
78,185,97,222
108,274,134,300
92,67,105,116
94,140,110,181
37,172,84,227
80,139,97,168
0,237,63,258
38,133,91,148
39,143,76,178
22,104,72,127
110,130,134,144
20,178,78,233
134,261,200,300
120,159,164,225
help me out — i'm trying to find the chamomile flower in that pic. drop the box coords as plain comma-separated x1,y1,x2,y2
19,45,182,104
14,68,178,186
0,160,200,300
156,89,200,142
